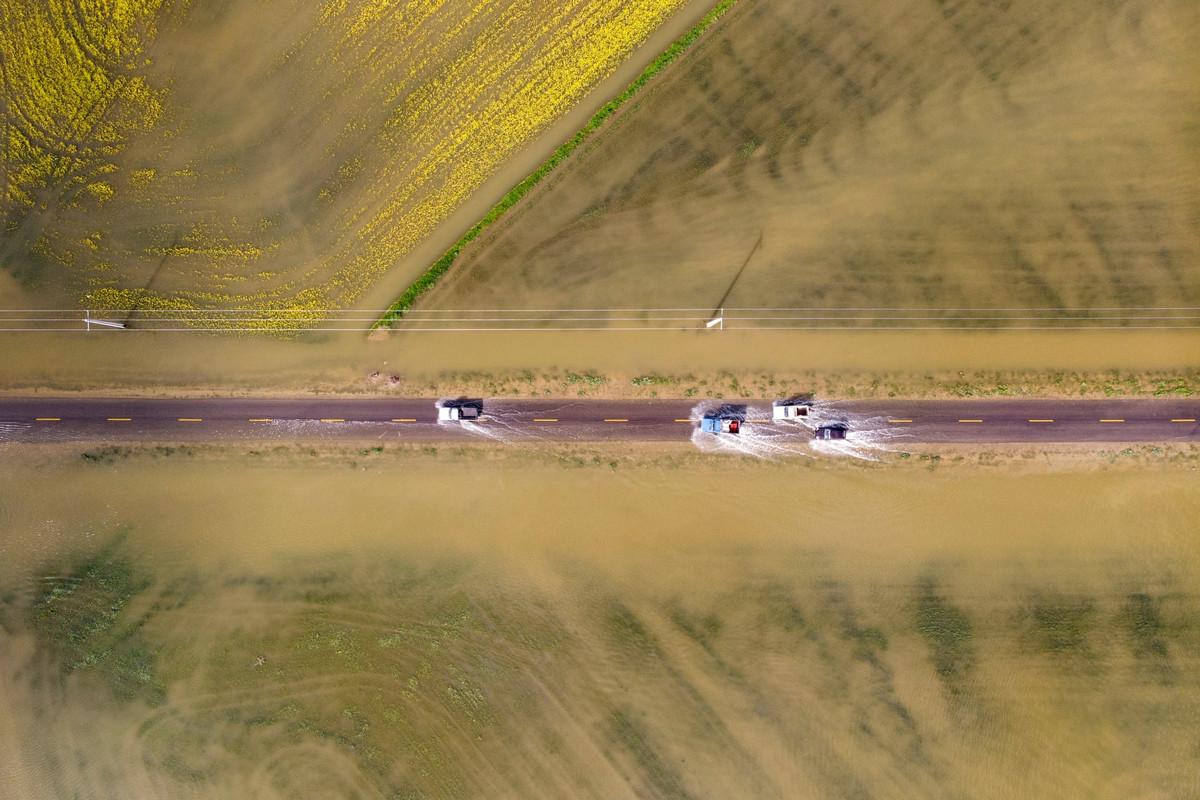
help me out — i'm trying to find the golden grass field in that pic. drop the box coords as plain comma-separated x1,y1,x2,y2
1,448,1198,798
426,0,1200,317
1,0,691,324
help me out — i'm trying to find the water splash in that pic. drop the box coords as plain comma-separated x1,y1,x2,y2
806,401,913,461
690,401,912,461
264,419,384,436
689,402,809,460
439,400,533,447
0,421,34,442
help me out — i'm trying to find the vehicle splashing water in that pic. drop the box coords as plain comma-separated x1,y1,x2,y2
690,401,910,461
437,400,533,447
806,400,914,460
810,418,912,460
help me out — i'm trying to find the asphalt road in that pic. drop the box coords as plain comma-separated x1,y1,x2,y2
0,397,1196,444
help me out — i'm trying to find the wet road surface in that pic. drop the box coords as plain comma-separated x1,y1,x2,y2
0,397,1196,444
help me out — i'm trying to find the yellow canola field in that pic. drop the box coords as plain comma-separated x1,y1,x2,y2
1,0,690,328
1,0,165,213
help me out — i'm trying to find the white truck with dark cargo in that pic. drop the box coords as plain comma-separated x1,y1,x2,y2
437,401,481,421
772,401,811,421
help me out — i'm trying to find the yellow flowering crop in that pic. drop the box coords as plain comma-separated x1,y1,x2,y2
1,0,166,210
3,0,690,330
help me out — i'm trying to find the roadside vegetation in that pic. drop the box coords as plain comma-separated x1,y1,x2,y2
391,367,1199,403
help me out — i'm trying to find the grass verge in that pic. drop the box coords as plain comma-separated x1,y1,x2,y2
375,0,739,328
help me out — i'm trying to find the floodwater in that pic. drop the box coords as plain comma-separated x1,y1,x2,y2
428,0,1200,314
689,400,909,460
0,325,1196,397
1,444,1197,798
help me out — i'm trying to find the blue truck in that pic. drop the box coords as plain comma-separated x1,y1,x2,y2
701,405,747,434
700,404,748,434
701,416,740,434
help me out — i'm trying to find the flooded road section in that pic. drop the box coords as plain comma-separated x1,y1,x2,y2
1,398,1196,453
0,448,1198,799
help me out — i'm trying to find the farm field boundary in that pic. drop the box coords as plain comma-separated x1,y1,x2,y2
375,0,741,329
418,0,1200,325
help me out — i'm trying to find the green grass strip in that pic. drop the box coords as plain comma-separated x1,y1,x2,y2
376,0,739,328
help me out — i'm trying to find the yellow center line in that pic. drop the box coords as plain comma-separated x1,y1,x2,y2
1171,418,1195,423
958,419,983,423
178,418,202,422
392,418,417,422
1028,419,1054,423
533,418,558,422
108,418,132,421
320,418,345,422
888,419,912,424
36,417,60,421
1100,419,1124,423
747,418,770,423
604,419,628,422
248,418,273,422
675,418,696,423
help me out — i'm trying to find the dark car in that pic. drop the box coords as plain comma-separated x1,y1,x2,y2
814,422,849,440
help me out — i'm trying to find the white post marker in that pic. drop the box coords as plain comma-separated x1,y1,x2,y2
706,308,724,330
83,311,126,330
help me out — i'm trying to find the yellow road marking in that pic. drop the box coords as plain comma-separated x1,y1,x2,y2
36,417,60,421
748,418,770,423
958,419,983,423
392,418,417,422
1171,418,1195,423
533,418,557,422
604,419,628,422
178,418,202,422
675,418,696,423
1029,419,1054,423
248,418,273,422
108,417,131,421
320,418,345,422
1100,419,1124,423
888,419,912,424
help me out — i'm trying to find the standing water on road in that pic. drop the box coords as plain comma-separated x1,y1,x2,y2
690,401,911,460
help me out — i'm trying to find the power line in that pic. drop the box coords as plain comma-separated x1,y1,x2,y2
2,307,1198,331
3,306,1199,313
